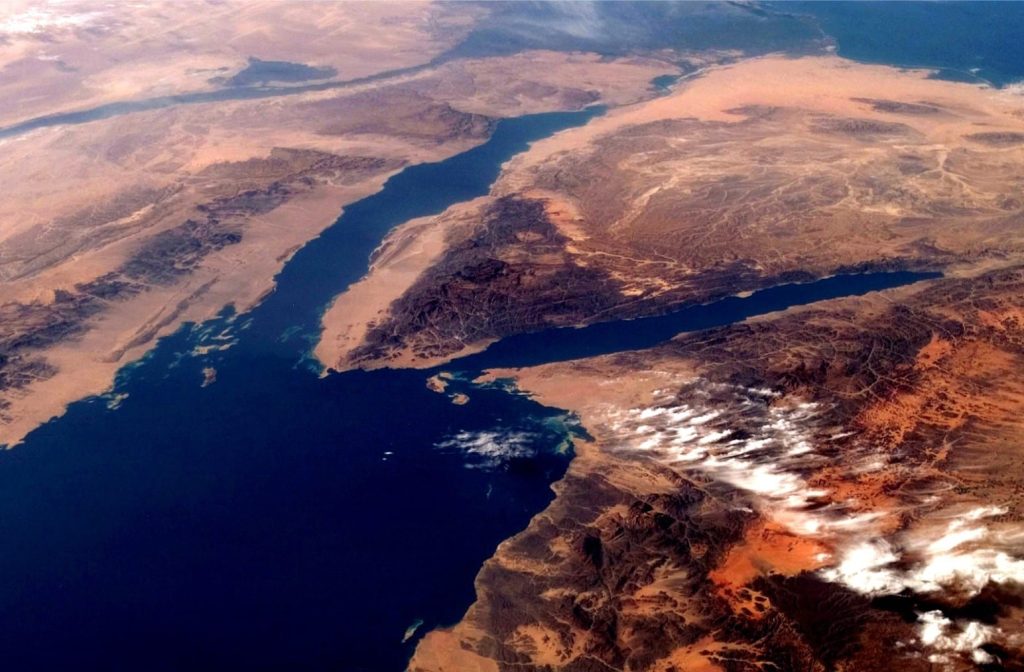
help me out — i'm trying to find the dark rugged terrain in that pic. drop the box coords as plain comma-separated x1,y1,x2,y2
0,17,673,445
413,266,1024,671
4,3,1024,670
0,150,400,425
322,56,1024,372
348,196,625,366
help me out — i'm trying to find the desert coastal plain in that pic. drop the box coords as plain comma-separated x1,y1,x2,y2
2,2,1024,671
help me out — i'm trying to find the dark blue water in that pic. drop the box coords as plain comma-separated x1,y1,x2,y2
223,58,337,88
0,61,437,140
0,5,1002,668
784,2,1024,87
0,109,601,672
5,3,1020,142
0,100,939,672
650,73,682,92
453,270,940,372
0,2,821,141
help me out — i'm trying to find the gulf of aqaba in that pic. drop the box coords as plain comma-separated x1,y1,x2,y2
1,3,1024,671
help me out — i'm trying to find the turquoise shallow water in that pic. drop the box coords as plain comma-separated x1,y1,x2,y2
0,103,935,670
0,109,600,672
0,3,999,667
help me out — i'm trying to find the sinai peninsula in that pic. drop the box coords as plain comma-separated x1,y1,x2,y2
4,2,1024,671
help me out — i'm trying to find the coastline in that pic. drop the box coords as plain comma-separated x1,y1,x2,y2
412,266,1024,669
1,48,677,448
312,54,1024,377
315,197,490,373
0,179,391,447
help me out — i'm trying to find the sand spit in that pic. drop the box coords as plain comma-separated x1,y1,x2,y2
315,199,489,372
319,54,1024,372
0,49,676,447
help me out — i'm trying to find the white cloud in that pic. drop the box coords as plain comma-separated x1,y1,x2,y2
0,5,99,36
604,377,1024,667
917,611,998,668
435,429,537,469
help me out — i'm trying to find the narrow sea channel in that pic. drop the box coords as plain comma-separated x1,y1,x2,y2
0,106,935,671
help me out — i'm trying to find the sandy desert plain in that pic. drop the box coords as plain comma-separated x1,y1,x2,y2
400,55,1024,672
2,2,1024,671
0,1,679,446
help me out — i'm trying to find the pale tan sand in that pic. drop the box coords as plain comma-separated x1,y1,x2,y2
409,628,498,672
315,198,488,372
0,1,473,128
0,47,677,447
318,54,1024,372
0,180,385,446
496,54,1024,189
